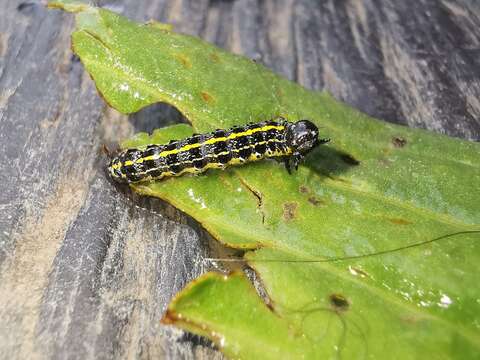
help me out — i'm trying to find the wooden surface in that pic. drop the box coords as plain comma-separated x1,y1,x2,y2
0,0,479,359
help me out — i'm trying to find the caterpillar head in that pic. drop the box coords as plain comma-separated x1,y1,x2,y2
286,120,329,155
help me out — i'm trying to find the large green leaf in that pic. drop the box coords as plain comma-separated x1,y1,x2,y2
50,1,480,358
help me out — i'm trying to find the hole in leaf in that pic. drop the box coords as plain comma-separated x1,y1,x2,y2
128,102,188,134
210,53,221,63
392,137,407,148
330,293,349,312
299,185,310,194
308,196,324,206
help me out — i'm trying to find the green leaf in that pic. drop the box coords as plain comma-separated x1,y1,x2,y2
50,2,480,358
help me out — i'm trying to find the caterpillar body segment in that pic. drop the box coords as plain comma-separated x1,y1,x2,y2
108,119,329,183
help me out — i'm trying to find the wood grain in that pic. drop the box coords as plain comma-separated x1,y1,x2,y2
0,0,478,359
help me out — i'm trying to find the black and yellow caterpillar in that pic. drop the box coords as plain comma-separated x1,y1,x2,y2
108,118,329,183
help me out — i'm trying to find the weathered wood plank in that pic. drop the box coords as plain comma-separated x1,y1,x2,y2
0,0,478,359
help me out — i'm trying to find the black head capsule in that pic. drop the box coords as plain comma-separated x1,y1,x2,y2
285,120,329,171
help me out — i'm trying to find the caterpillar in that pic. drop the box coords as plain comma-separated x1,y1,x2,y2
108,118,329,183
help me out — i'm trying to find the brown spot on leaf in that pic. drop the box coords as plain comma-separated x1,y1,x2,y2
175,54,192,68
308,196,324,206
330,293,349,312
283,202,298,221
200,91,215,104
210,53,221,63
388,218,412,225
299,185,310,194
340,154,360,166
393,137,407,148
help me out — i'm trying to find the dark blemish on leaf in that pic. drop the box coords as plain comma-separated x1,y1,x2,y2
330,293,349,312
308,196,324,206
210,53,220,63
340,154,360,166
283,202,298,222
200,91,215,104
71,54,80,63
299,185,310,194
175,54,192,68
388,218,412,225
393,137,407,148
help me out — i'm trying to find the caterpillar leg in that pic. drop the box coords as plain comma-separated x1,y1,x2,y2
284,154,303,174
291,152,304,171
284,158,292,174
